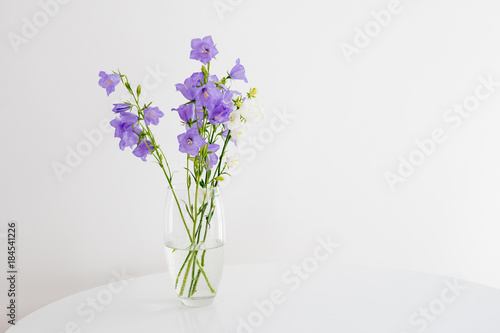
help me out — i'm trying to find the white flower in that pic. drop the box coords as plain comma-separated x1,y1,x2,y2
231,126,247,143
240,98,265,124
226,109,243,131
226,152,241,170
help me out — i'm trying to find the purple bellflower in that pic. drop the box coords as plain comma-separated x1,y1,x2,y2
98,71,121,96
144,106,164,126
112,103,131,113
119,126,142,151
229,59,248,83
110,113,139,139
195,81,222,109
133,140,154,161
175,72,204,101
190,36,218,65
172,104,195,123
177,128,207,155
110,113,142,151
208,103,231,125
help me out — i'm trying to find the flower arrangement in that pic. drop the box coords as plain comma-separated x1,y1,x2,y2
98,36,262,304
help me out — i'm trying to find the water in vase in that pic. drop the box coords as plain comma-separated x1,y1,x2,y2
165,238,224,306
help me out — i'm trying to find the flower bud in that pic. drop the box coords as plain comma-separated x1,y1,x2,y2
201,65,208,77
248,88,258,98
137,85,142,97
235,100,243,108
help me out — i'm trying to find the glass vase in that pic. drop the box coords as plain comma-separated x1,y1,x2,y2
164,184,225,307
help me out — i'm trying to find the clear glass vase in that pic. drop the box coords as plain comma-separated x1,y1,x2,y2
164,184,225,307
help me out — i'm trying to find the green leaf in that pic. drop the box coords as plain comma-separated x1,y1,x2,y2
197,202,208,216
181,200,194,221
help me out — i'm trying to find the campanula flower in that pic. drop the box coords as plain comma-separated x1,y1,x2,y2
112,103,131,113
208,103,231,125
133,140,155,161
226,152,241,170
172,104,195,123
239,98,264,124
175,72,204,101
110,113,139,139
229,59,248,83
195,82,222,109
225,108,242,131
119,126,142,151
190,36,218,65
177,127,207,155
144,106,164,126
98,71,121,96
230,126,247,143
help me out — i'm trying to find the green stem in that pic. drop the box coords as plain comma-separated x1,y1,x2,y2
196,259,215,293
193,182,199,241
177,252,215,296
188,250,199,297
190,269,202,297
213,132,231,187
175,250,192,289
179,253,194,296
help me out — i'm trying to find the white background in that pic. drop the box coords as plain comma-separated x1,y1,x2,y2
1,0,500,327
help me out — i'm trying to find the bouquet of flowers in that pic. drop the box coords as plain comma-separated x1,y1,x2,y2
98,36,262,305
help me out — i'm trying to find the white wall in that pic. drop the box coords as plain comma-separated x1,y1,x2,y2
1,0,500,324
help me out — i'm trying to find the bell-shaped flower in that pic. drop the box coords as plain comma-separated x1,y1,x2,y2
208,103,232,125
119,126,142,151
229,59,248,83
225,109,243,131
195,82,222,109
112,103,131,113
133,140,155,162
239,98,265,124
144,106,164,126
190,36,219,65
110,113,138,139
98,71,121,96
175,72,204,101
172,104,195,123
226,152,241,170
177,128,207,156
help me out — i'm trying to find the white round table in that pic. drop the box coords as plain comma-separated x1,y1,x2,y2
7,263,500,332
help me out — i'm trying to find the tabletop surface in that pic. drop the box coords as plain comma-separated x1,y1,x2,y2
7,263,500,333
